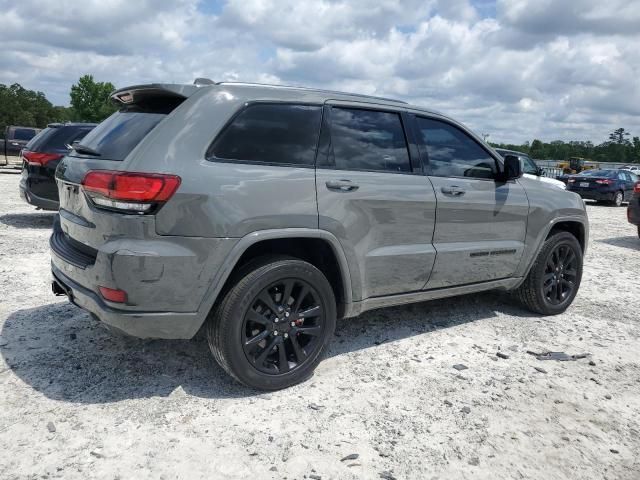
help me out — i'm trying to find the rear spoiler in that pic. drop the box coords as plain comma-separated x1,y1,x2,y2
110,83,204,106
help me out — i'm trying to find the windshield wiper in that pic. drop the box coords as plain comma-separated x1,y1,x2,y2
73,144,102,156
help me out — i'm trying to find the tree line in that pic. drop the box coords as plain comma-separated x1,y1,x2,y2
0,75,117,137
490,128,640,164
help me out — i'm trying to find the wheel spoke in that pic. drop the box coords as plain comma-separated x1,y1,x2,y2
564,268,577,278
298,305,321,319
297,325,322,337
278,341,290,373
247,309,270,325
259,291,279,314
290,335,307,363
292,285,309,313
245,329,270,350
281,280,295,307
544,282,554,294
255,337,278,365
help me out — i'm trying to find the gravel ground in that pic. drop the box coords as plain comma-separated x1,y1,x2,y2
1,172,639,480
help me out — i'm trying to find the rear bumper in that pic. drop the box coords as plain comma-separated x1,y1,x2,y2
568,189,615,202
19,178,59,210
51,264,204,339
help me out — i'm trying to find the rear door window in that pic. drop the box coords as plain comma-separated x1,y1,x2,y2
210,104,322,166
73,111,166,161
325,107,411,173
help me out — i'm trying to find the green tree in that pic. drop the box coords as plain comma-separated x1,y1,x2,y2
529,139,545,159
0,83,63,137
70,75,117,122
608,127,631,145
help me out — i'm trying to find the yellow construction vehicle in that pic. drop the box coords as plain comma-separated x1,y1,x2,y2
559,157,599,174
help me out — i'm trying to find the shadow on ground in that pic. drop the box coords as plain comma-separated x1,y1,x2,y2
598,235,640,251
1,292,530,403
0,212,56,229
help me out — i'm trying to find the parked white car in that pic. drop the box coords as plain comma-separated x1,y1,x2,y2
621,165,640,174
495,148,566,189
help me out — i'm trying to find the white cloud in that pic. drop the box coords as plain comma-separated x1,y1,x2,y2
1,0,639,143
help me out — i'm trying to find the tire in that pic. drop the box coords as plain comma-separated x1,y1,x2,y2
514,231,583,315
612,191,624,207
207,256,336,390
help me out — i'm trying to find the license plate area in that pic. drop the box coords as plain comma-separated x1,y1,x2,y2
579,182,589,188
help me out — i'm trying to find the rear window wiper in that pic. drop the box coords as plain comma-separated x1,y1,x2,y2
73,144,102,156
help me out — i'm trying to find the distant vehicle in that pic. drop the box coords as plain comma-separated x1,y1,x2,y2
627,180,640,238
2,125,41,162
621,165,640,174
19,123,96,210
567,169,639,206
494,149,566,189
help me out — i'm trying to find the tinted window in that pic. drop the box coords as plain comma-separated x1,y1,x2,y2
416,117,496,179
14,128,37,141
73,112,166,161
27,126,94,152
212,104,322,166
328,108,410,173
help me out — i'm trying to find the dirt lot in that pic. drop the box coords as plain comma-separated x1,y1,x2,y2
1,172,639,479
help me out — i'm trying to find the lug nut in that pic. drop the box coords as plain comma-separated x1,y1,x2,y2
285,312,290,317
284,333,288,338
273,331,278,336
290,321,295,327
274,318,279,323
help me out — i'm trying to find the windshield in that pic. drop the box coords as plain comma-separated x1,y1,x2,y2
73,111,166,161
580,170,616,177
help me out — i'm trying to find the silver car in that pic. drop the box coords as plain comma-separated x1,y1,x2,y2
51,80,589,390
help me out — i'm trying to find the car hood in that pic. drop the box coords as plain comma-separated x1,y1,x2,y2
523,173,566,190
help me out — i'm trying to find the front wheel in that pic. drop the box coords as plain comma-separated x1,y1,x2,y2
207,256,336,390
514,232,583,315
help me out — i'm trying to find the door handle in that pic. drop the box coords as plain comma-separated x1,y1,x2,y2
326,179,359,192
441,186,466,196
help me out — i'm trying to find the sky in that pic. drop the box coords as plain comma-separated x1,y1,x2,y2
1,0,639,144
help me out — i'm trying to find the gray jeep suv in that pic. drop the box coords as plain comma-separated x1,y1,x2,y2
50,80,589,390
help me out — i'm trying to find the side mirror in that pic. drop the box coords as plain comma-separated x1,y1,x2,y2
501,155,522,181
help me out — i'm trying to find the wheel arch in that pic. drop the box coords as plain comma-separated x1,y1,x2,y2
197,229,354,326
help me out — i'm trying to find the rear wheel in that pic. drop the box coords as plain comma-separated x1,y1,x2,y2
207,256,336,390
514,232,583,315
612,191,624,207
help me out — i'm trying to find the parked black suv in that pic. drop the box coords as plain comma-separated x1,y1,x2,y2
19,123,96,210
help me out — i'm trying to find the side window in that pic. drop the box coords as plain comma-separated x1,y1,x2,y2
328,107,411,173
521,155,538,175
618,171,627,181
415,117,497,179
211,104,322,166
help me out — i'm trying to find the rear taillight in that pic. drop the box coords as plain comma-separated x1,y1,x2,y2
634,182,640,194
567,178,575,183
81,170,181,214
23,151,63,166
595,179,613,185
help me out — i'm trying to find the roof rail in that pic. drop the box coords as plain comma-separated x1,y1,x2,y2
217,81,408,104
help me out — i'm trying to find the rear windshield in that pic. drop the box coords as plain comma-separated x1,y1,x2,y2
581,169,616,177
26,126,94,152
72,111,166,161
13,128,38,141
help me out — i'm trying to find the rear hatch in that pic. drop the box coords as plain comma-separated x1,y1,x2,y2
54,84,197,251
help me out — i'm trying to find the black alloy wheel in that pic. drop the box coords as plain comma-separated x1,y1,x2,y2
542,244,578,306
207,256,336,390
242,278,325,375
